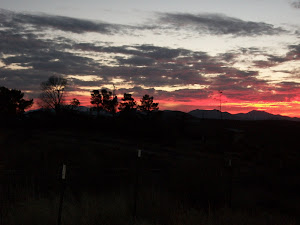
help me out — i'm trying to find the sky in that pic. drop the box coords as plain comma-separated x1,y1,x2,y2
1,0,300,116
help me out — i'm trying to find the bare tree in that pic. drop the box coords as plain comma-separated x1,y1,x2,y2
39,76,68,113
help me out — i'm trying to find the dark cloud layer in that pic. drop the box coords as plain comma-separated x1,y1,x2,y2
253,43,300,68
0,9,287,37
16,14,123,34
158,13,286,36
116,56,155,66
0,8,124,34
1,29,299,103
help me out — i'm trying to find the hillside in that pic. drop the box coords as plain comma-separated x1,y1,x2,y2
0,112,299,224
189,109,300,121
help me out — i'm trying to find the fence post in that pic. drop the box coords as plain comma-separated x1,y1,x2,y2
57,163,66,225
133,149,142,219
227,159,233,208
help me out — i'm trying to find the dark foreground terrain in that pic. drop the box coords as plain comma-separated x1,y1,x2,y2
0,111,299,224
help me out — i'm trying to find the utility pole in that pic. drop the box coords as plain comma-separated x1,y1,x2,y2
219,90,223,120
227,158,233,208
112,84,116,98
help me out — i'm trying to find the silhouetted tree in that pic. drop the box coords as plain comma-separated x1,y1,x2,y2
109,95,118,114
0,86,33,116
70,98,80,110
91,89,118,116
138,94,159,113
118,93,136,112
91,90,102,117
101,89,118,114
70,98,80,107
39,76,67,113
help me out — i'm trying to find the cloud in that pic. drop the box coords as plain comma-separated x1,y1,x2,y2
253,43,300,68
287,43,300,60
1,8,299,112
158,13,286,36
135,45,190,59
290,0,300,8
116,86,211,101
0,8,128,35
0,28,268,102
74,43,191,61
0,25,282,105
116,56,155,66
16,14,120,34
1,9,287,38
0,68,54,98
2,49,100,75
0,30,47,55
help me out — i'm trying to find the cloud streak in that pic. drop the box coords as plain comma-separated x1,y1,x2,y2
158,13,286,36
0,8,125,35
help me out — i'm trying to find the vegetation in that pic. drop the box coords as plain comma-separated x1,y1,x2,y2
39,76,68,113
90,90,103,116
138,94,159,113
3,191,296,225
119,93,137,112
103,90,118,114
70,98,80,108
1,76,158,116
90,89,119,116
0,86,33,116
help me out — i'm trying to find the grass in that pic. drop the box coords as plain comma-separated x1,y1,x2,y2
3,188,296,225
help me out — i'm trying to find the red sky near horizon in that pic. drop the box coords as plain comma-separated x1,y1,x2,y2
52,93,300,117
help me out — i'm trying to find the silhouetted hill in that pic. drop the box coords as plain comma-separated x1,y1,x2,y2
189,109,300,121
156,110,195,120
236,110,275,120
235,110,300,121
189,109,237,120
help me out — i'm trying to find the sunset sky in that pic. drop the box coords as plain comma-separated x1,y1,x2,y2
1,0,300,116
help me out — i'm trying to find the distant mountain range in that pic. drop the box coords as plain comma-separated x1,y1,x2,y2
188,109,300,121
26,107,300,121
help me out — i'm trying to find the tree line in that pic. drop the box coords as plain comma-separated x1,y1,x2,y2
0,75,159,117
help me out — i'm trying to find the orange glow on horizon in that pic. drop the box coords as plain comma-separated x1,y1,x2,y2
28,95,300,118
153,99,300,117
